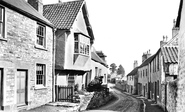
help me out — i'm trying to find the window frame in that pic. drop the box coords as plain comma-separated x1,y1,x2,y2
36,64,46,87
0,6,5,39
74,33,90,56
36,23,46,48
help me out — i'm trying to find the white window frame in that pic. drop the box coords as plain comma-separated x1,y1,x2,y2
36,23,46,48
0,6,5,39
36,64,46,87
74,33,90,56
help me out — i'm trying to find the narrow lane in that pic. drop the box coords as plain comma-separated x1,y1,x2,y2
85,86,142,112
98,88,141,112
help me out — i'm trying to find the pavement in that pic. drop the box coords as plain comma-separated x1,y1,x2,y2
143,99,165,112
22,92,94,112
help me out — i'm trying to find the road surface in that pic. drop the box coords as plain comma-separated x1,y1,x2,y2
85,84,142,112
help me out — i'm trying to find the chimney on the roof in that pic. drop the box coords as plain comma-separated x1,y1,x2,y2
133,60,138,69
28,0,43,14
160,36,168,47
142,50,151,62
58,0,62,3
172,19,179,38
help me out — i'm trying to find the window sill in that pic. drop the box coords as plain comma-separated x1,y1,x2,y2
34,86,47,90
0,37,7,42
34,45,47,51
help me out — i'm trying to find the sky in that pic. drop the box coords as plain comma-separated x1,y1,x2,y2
43,0,180,75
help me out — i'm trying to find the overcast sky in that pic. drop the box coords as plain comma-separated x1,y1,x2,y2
43,0,180,75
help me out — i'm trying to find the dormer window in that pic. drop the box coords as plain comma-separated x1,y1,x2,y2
36,23,46,47
74,33,90,55
0,7,4,38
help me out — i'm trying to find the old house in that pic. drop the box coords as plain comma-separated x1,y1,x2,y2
0,0,54,111
90,48,108,86
149,34,178,111
43,0,94,94
127,61,139,94
138,52,154,98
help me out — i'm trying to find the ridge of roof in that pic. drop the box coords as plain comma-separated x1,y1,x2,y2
1,0,53,27
138,54,155,68
127,67,138,76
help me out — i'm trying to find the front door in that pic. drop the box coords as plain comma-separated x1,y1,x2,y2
17,70,27,106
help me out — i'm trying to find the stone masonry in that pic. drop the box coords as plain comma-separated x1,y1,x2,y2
0,6,53,111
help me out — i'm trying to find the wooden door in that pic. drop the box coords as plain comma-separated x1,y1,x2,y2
17,70,27,106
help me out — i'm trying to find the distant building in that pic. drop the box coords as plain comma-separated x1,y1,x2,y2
138,54,154,98
90,48,108,86
127,61,139,94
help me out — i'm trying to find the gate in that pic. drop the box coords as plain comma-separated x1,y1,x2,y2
56,85,74,102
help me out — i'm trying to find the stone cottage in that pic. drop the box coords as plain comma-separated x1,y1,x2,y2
0,0,54,111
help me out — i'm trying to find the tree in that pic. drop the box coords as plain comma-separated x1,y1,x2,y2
117,64,125,78
109,63,117,73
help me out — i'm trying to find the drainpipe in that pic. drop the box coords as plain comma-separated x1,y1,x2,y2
52,28,57,102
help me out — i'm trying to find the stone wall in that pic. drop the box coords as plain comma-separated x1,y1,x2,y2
0,6,53,111
166,81,177,112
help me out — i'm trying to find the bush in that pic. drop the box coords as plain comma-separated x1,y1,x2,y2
86,76,103,92
86,91,115,110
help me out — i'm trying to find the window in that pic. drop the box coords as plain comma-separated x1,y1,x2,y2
36,23,46,47
36,64,46,86
99,69,102,76
74,33,90,55
0,7,4,38
95,67,98,76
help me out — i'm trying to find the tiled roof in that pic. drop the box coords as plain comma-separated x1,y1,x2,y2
1,0,52,27
91,51,107,67
43,0,84,29
127,67,138,76
139,55,155,68
161,46,178,63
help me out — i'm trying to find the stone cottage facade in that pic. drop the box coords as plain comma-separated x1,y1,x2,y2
0,0,54,111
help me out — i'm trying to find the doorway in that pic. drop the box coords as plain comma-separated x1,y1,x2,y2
17,70,27,106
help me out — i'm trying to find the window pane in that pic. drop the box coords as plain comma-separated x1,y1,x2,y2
36,64,45,85
36,24,45,46
74,42,79,53
0,8,3,21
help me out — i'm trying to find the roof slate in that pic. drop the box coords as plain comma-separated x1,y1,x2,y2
127,67,138,76
161,46,178,63
43,0,84,29
1,0,52,27
91,51,107,67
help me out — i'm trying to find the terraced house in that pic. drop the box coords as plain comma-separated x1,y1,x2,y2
138,52,154,98
0,0,54,111
43,0,95,98
90,48,108,86
127,61,139,94
147,33,178,111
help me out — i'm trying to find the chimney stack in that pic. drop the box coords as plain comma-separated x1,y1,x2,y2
160,36,168,47
28,0,43,14
133,60,138,69
172,19,179,38
142,50,151,62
